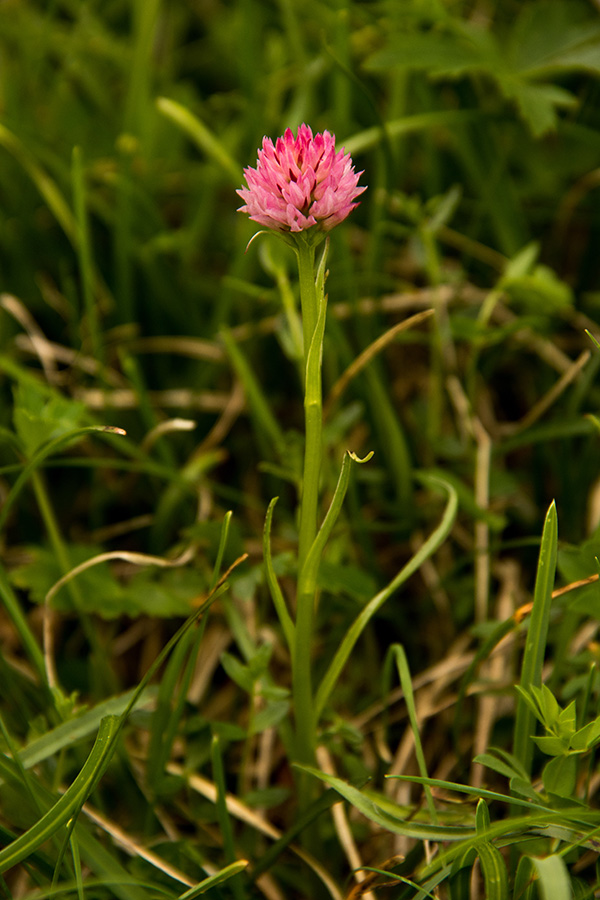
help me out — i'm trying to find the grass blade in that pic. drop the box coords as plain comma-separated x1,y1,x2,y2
156,97,241,183
178,861,249,899
298,766,473,842
0,560,47,684
220,328,287,462
211,735,246,900
513,500,558,775
477,841,509,900
389,644,438,823
315,473,457,719
300,449,373,611
17,688,155,770
72,146,101,364
0,715,121,873
0,123,77,245
263,497,295,654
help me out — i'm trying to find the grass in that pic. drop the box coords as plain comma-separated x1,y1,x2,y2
1,0,600,897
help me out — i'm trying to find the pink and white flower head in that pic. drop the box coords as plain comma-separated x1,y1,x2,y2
237,124,366,236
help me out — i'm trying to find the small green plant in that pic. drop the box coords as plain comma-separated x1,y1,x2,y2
516,682,600,800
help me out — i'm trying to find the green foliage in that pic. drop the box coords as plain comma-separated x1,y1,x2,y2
366,0,600,137
515,682,600,798
12,382,87,458
8,544,201,617
1,0,600,897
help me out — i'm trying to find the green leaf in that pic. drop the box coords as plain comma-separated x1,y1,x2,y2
178,861,249,898
542,754,577,797
17,689,156,771
248,643,273,680
477,841,510,900
533,735,570,756
259,683,289,702
263,498,295,655
390,645,437,823
9,544,115,610
501,79,576,137
241,787,290,809
315,473,457,719
385,773,555,816
365,28,493,77
297,766,473,841
557,537,600,618
502,242,540,280
9,546,198,618
535,684,562,724
211,721,247,742
0,716,120,873
557,700,577,736
530,854,572,900
514,856,537,900
571,717,600,752
318,560,376,602
515,685,544,721
503,260,574,310
509,777,543,803
220,327,287,462
473,751,530,783
120,568,203,618
514,500,558,775
13,383,87,458
0,123,78,245
508,0,600,76
475,799,490,835
220,652,254,693
450,847,477,900
209,736,244,897
251,700,290,735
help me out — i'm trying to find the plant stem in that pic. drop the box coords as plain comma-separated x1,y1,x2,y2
296,237,320,573
293,235,323,765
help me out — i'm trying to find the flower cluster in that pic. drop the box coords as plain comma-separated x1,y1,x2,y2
237,124,365,234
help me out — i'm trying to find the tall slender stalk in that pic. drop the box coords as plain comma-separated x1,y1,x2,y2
293,235,324,765
296,236,321,574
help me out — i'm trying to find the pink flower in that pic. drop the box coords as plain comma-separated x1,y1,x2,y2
237,124,366,234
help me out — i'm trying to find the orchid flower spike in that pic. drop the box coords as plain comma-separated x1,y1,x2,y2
237,124,366,235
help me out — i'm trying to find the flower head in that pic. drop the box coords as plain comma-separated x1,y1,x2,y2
237,124,366,234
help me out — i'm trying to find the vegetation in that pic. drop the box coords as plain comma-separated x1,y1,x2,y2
1,0,600,897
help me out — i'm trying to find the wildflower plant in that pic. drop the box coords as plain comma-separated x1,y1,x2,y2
238,124,368,766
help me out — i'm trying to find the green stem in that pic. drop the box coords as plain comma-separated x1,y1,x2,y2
293,236,324,766
296,237,320,573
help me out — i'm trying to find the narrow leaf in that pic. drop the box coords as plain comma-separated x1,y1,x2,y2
0,716,121,873
530,854,572,900
178,861,249,898
263,498,295,654
298,766,473,842
513,500,558,775
477,841,509,900
156,97,241,182
315,474,457,719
